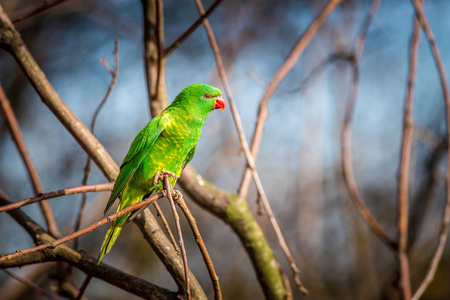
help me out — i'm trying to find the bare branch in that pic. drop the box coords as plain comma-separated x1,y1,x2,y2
142,0,168,117
11,0,66,23
75,275,92,300
133,207,208,299
0,6,120,181
238,0,344,199
340,0,397,249
0,183,113,213
0,191,165,263
396,2,422,298
75,38,120,248
0,192,178,299
178,197,222,300
2,269,59,300
0,84,60,237
163,0,223,56
193,0,316,294
163,178,190,299
409,0,450,298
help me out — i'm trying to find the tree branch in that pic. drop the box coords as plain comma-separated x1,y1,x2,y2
163,0,222,57
409,0,450,298
0,5,119,181
397,1,422,298
134,208,208,300
0,190,165,263
0,183,113,213
11,0,67,23
141,0,168,117
177,197,222,300
0,84,60,237
0,191,178,299
238,0,344,199
340,0,397,249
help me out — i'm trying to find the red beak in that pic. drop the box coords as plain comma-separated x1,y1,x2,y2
214,95,225,111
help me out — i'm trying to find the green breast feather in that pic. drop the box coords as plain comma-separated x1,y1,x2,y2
97,84,225,263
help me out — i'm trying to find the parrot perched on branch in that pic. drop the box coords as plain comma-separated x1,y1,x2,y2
98,84,225,263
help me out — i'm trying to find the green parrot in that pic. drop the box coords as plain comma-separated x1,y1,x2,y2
98,84,225,263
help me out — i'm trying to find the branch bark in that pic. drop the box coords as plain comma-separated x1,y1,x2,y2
0,84,60,238
410,0,450,298
0,192,178,300
396,2,422,298
142,0,168,117
238,0,344,199
0,5,119,181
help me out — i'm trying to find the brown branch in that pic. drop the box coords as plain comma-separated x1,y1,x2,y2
133,207,207,299
153,203,180,254
2,269,59,300
164,177,190,300
163,0,223,57
0,84,60,238
177,197,222,300
193,0,310,294
142,0,168,117
0,263,56,299
75,38,120,249
340,0,397,249
397,3,422,298
0,183,113,214
238,0,344,199
410,0,450,299
11,0,66,23
179,166,288,299
0,191,178,299
75,275,91,300
0,191,165,263
0,6,120,181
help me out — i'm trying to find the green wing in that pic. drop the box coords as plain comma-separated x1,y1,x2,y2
104,114,166,214
181,145,196,171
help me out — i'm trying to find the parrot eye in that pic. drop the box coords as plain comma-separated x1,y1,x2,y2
203,94,211,99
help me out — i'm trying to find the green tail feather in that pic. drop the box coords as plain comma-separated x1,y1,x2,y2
97,214,129,264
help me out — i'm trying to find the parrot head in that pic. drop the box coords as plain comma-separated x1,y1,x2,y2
172,84,225,118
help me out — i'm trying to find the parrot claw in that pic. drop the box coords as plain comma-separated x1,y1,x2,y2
153,170,178,187
172,190,183,203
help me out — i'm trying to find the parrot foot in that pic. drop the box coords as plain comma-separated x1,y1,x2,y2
171,190,183,203
153,170,178,187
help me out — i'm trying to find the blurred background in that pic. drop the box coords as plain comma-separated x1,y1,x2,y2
1,0,450,299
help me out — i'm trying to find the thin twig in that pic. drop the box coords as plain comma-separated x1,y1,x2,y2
163,176,190,300
0,191,179,299
75,275,92,300
74,39,119,249
340,0,397,249
153,204,180,254
410,0,450,299
238,0,344,199
2,269,59,300
11,0,66,23
193,0,314,294
0,84,60,238
0,6,120,181
0,191,165,263
0,183,113,214
163,0,222,56
397,2,422,298
177,197,222,300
